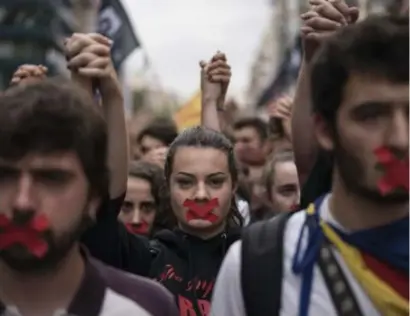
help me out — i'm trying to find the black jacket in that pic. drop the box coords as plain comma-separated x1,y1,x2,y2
81,195,241,315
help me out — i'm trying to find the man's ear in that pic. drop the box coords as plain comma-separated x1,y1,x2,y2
314,114,335,151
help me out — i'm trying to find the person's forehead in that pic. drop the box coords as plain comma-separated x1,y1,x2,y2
127,177,151,191
342,74,409,110
274,161,298,181
172,147,228,174
234,126,259,138
126,178,153,200
0,152,82,171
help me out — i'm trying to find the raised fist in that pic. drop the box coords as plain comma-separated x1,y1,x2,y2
10,64,48,86
200,51,231,110
64,33,120,96
300,0,359,61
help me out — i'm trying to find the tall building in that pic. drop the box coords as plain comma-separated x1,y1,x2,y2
246,0,405,110
0,0,96,90
246,0,305,109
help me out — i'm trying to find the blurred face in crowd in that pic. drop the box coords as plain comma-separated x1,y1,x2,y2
118,176,156,234
269,160,300,212
233,127,267,165
317,74,409,204
139,135,167,156
249,173,268,209
169,146,234,235
0,152,99,273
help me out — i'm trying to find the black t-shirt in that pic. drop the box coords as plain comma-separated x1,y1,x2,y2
81,194,152,276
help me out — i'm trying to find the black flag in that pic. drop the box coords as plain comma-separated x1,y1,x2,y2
98,0,140,69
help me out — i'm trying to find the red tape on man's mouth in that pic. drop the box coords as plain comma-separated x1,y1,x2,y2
125,221,149,235
374,147,409,195
183,198,219,222
0,214,50,258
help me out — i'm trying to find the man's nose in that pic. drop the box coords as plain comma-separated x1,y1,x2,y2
12,174,36,213
387,109,409,153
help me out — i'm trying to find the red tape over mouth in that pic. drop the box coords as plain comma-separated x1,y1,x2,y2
0,214,50,258
125,221,149,235
374,146,409,195
183,198,219,222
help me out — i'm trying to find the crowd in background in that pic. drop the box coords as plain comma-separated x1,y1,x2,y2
0,0,408,316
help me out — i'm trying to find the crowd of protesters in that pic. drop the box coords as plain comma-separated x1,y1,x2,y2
0,0,408,315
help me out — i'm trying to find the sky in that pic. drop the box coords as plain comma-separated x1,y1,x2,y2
121,0,272,101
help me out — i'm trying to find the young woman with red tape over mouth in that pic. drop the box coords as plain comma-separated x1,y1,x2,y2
84,127,243,316
118,161,164,237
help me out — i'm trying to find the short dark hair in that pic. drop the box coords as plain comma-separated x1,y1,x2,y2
164,126,243,227
233,117,269,141
136,118,178,147
0,79,108,198
310,15,409,127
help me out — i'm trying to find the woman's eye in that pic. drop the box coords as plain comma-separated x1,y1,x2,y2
177,179,193,188
141,203,155,214
208,178,224,187
121,201,134,213
34,171,71,186
279,187,297,196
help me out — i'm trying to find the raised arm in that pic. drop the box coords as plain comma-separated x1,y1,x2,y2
65,33,128,199
292,0,359,184
200,51,231,132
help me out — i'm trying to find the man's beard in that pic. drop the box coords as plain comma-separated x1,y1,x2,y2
0,208,93,275
334,139,409,205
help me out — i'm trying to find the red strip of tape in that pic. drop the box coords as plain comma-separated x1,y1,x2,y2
183,198,219,222
125,221,149,235
374,147,409,195
0,214,50,258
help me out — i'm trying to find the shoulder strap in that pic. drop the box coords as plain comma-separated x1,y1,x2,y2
241,212,292,316
317,239,364,316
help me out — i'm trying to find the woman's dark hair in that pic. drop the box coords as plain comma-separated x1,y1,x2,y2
129,161,164,207
128,161,175,235
164,126,243,227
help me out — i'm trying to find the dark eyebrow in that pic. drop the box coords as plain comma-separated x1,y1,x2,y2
140,200,155,207
0,165,75,174
351,101,391,114
0,165,18,171
30,167,75,175
176,172,227,178
123,200,134,207
176,172,195,178
207,172,227,177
